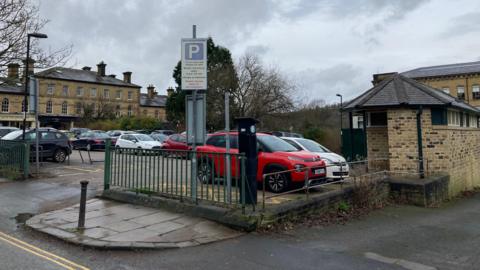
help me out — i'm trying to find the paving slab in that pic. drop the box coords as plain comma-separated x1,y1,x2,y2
26,198,243,249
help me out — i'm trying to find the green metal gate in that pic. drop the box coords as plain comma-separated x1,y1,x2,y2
0,140,30,179
341,128,367,161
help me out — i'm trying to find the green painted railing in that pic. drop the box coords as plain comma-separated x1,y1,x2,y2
104,144,249,210
0,140,29,179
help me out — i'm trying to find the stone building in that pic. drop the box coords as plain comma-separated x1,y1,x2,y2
139,85,168,121
373,61,480,108
0,60,171,129
344,73,480,196
34,62,142,129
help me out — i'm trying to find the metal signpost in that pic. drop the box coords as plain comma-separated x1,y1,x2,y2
225,92,232,203
28,76,40,173
182,25,207,201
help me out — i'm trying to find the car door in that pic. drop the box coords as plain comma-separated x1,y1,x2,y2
40,131,57,158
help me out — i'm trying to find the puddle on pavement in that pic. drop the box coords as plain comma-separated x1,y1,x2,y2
14,213,34,224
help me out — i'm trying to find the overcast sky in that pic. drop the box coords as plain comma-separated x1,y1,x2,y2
36,0,480,104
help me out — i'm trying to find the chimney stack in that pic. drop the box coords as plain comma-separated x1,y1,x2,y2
7,63,19,79
147,85,156,99
166,87,174,97
82,66,91,71
97,61,106,76
123,71,132,83
22,58,35,76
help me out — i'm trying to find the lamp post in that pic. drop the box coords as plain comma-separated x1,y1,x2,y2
336,93,343,153
22,32,48,141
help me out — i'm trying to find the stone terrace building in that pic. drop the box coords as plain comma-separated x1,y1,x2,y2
374,61,480,108
344,74,480,196
34,62,142,129
139,85,167,121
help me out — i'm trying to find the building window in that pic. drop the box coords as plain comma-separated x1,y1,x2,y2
1,98,9,112
441,87,450,94
127,105,132,116
47,84,55,95
46,100,53,114
128,91,133,100
115,105,121,117
76,87,84,96
471,115,479,128
61,101,68,114
155,110,159,118
447,110,461,127
368,111,387,127
457,86,465,100
473,85,480,100
62,86,69,96
431,108,447,125
104,89,110,99
90,103,96,113
116,90,122,99
91,88,97,98
76,103,82,114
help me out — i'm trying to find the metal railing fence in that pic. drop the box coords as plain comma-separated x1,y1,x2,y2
0,140,29,179
104,144,251,211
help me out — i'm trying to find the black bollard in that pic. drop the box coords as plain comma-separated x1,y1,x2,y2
78,180,89,230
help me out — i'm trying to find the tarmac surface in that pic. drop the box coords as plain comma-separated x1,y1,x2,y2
0,150,479,269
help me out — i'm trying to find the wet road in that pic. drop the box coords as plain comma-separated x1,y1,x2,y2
0,150,479,269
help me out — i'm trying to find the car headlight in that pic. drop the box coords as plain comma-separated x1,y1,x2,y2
294,164,306,172
322,157,333,165
288,156,305,162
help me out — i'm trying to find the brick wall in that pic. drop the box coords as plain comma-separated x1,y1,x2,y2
366,127,389,171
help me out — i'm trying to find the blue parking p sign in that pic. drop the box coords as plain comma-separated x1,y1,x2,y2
184,42,204,60
181,38,207,90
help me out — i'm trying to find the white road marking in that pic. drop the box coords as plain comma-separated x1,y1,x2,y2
364,252,437,270
57,173,84,177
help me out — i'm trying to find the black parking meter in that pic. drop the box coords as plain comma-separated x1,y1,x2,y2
235,117,258,205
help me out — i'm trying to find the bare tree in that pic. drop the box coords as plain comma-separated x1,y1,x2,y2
0,0,72,74
233,53,294,121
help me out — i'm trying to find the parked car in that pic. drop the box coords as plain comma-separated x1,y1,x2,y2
269,131,304,138
281,137,349,180
0,126,19,138
72,131,116,151
196,132,327,193
161,134,190,151
70,127,91,137
152,130,175,136
150,133,168,144
115,134,162,150
107,130,134,138
2,128,72,162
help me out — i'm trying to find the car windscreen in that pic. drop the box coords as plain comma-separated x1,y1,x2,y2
258,135,298,152
1,130,22,140
91,132,110,138
296,139,329,153
136,134,155,141
0,129,17,137
152,134,167,142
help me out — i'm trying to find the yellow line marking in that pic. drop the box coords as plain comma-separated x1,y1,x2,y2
0,232,90,270
66,167,102,173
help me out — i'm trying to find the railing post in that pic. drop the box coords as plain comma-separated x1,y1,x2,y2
23,142,29,179
104,138,111,190
262,174,266,211
241,155,246,214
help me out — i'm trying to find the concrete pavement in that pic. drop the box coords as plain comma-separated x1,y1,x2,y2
27,198,243,249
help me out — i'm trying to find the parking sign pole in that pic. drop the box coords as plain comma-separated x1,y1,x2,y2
225,91,231,203
191,25,198,202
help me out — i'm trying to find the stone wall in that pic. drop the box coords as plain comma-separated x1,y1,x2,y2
366,126,389,171
378,108,480,196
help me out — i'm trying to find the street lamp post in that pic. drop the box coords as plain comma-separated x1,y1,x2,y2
336,93,343,152
22,32,48,141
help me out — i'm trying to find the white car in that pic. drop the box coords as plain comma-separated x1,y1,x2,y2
115,134,162,150
281,137,349,179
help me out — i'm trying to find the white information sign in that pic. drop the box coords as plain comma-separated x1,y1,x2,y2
181,38,207,90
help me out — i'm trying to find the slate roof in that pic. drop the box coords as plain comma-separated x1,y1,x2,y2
35,67,141,88
402,61,480,78
139,93,167,107
0,78,23,94
343,74,480,114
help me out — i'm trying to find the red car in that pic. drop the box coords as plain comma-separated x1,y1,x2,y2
196,132,327,193
161,134,190,151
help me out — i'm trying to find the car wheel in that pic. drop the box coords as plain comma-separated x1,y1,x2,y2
265,168,290,193
197,159,213,184
53,149,67,163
